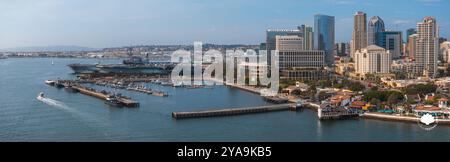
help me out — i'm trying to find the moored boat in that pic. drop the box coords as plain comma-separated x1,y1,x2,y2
45,80,55,86
105,95,123,107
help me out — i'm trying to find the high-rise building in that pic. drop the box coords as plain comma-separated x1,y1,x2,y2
278,50,329,81
368,16,385,45
351,11,367,59
336,43,347,57
266,29,302,64
406,28,417,40
440,41,450,63
275,35,304,51
376,31,403,59
406,28,417,56
439,37,448,44
408,34,419,59
278,50,325,70
299,25,314,50
259,43,266,51
314,14,335,67
276,35,323,70
355,45,391,76
415,17,439,78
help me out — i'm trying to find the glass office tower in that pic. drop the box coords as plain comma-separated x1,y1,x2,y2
314,14,335,67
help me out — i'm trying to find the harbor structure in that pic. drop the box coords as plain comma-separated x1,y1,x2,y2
172,103,298,119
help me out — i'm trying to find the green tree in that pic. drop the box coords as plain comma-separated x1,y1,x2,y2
370,98,381,108
404,83,437,95
387,93,399,106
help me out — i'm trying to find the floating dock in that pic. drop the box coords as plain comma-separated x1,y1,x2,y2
172,103,297,119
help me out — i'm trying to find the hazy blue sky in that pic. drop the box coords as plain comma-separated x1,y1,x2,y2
0,0,448,49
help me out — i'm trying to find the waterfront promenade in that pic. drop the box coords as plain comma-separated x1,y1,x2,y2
223,84,450,124
363,113,450,124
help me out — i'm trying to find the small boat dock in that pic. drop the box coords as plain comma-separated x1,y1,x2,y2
48,80,139,108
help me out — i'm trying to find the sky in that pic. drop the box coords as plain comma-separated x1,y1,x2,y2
0,0,449,49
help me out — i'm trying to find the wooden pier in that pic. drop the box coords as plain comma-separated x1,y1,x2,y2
318,111,359,120
49,80,140,108
172,103,298,119
71,85,140,107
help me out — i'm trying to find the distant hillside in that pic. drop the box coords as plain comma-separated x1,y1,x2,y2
1,45,100,52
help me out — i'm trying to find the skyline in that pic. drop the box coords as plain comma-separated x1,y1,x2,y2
0,0,449,49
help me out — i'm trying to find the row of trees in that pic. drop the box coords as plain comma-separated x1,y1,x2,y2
363,83,439,110
363,90,404,106
403,83,437,95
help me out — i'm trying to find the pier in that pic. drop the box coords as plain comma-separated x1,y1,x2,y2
318,110,359,120
318,105,359,120
72,85,140,107
49,80,139,108
172,103,298,119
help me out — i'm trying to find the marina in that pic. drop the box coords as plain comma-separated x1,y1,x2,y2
1,58,450,142
47,80,140,108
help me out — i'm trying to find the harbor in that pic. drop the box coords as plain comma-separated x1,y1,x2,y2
47,80,140,107
2,58,450,141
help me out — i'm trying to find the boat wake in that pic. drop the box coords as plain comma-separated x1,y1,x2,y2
37,93,113,140
37,96,70,111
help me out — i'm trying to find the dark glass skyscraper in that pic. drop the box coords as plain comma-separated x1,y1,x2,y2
368,16,385,45
406,28,417,41
376,31,403,59
314,14,335,67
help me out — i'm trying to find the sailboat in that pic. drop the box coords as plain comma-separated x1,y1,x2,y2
51,60,54,65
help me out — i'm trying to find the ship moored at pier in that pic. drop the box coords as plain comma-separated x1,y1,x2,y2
68,57,175,75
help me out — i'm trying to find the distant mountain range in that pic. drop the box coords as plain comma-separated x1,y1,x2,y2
0,45,101,52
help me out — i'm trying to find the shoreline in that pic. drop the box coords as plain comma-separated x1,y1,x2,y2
362,112,450,125
224,84,450,125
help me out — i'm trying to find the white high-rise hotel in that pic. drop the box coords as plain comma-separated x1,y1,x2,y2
355,45,391,76
415,17,439,78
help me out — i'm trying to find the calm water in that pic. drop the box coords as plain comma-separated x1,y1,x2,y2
0,58,449,142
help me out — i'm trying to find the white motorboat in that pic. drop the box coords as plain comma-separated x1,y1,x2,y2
37,92,45,100
45,80,55,85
